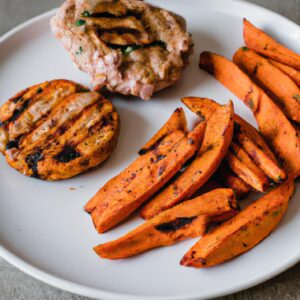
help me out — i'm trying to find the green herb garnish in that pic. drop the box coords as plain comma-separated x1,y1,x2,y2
75,19,86,26
122,45,141,56
242,46,249,51
293,94,300,102
82,10,91,17
76,46,83,55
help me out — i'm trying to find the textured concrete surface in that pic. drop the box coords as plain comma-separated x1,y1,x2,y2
0,0,300,299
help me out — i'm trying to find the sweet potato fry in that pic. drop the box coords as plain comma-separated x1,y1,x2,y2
183,97,286,183
234,131,286,183
87,122,206,233
139,107,188,155
269,59,300,87
199,51,300,178
233,47,300,123
233,115,278,164
180,180,295,268
141,102,234,219
243,19,300,70
181,97,219,121
84,129,184,213
226,143,269,192
94,189,238,259
216,163,251,199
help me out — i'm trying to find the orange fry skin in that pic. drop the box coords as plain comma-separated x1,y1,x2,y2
233,47,300,123
216,163,251,199
141,102,234,220
88,121,206,233
94,189,238,259
225,142,269,192
199,51,300,178
243,19,300,70
181,180,295,268
183,97,286,184
269,59,300,87
138,107,188,155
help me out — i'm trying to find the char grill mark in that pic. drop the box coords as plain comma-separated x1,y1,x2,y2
0,82,48,127
18,92,100,153
25,150,44,178
9,80,80,141
84,6,163,48
54,144,81,163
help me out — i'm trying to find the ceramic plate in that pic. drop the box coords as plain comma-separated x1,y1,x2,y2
0,0,299,299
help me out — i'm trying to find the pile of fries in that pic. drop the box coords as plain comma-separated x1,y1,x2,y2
85,19,299,268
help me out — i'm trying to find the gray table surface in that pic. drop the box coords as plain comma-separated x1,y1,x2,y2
0,0,299,299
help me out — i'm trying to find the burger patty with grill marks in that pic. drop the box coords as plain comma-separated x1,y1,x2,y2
0,80,120,180
51,0,194,100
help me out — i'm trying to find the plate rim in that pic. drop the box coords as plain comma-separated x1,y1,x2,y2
0,1,299,299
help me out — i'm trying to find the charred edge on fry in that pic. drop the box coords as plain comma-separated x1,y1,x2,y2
155,217,197,233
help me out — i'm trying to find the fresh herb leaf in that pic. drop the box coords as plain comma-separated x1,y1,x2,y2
122,45,141,56
75,19,86,26
293,94,300,102
242,46,249,51
82,10,90,17
76,46,83,55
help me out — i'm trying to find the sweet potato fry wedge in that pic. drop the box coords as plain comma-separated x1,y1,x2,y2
180,180,295,268
183,97,286,183
216,163,251,199
181,97,219,121
87,122,206,233
233,115,278,164
233,47,300,123
269,59,300,87
226,143,269,192
199,51,300,178
84,130,184,213
141,102,234,219
234,131,286,183
139,107,188,155
243,19,300,70
94,189,238,259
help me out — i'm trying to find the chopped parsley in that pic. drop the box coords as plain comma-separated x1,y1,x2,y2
122,45,141,56
242,46,249,51
82,10,91,17
75,19,86,26
76,46,83,55
121,41,166,56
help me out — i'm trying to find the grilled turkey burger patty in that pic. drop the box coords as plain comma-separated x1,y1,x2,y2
0,80,120,180
51,0,193,100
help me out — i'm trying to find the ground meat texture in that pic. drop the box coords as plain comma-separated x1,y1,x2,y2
51,0,193,100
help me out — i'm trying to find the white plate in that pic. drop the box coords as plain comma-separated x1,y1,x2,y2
0,0,299,299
